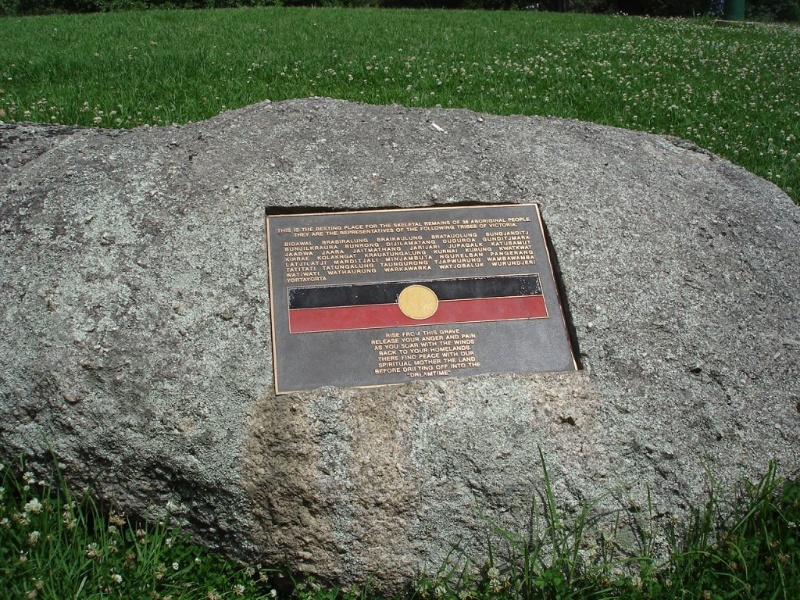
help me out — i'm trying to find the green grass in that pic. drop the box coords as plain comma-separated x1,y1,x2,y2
0,460,279,599
2,457,799,599
0,8,798,203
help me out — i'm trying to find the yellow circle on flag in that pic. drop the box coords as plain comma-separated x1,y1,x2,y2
397,285,439,320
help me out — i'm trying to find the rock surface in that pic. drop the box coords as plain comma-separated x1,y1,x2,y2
1,98,799,590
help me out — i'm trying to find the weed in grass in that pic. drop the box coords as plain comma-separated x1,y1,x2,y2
416,448,624,600
0,9,798,203
416,455,800,600
0,458,276,599
657,461,800,600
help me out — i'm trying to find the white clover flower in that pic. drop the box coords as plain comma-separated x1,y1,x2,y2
111,573,123,584
487,566,500,581
270,589,278,598
24,498,43,514
172,562,179,571
86,543,102,559
232,584,245,596
28,531,41,546
23,472,35,485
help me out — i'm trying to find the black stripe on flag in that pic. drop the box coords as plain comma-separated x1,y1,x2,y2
288,275,542,309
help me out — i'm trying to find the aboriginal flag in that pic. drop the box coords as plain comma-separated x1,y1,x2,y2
287,275,547,333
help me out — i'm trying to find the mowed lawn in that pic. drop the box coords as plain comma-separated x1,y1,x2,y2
0,7,798,204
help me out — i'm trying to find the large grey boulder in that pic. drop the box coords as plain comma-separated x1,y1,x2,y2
1,98,798,590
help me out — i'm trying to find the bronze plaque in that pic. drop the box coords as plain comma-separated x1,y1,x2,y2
266,204,577,394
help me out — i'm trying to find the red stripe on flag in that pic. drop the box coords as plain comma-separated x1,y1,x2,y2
288,295,548,333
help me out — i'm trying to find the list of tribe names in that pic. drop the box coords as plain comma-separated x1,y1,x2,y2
266,205,577,394
278,215,536,283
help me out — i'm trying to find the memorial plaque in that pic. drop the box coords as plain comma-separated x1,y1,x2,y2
266,204,577,394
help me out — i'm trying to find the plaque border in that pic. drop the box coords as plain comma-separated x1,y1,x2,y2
265,203,577,394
